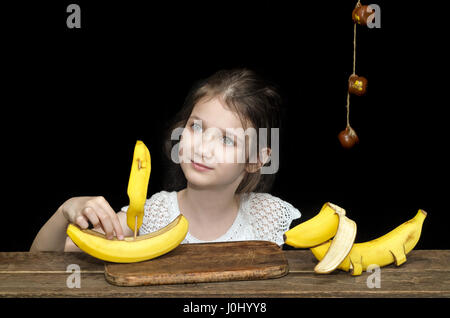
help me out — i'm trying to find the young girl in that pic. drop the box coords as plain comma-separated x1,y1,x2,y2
30,68,301,252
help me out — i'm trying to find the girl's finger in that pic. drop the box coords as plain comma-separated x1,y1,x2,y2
99,201,125,240
75,215,89,229
91,203,115,240
82,207,100,229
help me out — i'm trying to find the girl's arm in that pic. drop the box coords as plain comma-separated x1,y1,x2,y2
30,205,69,252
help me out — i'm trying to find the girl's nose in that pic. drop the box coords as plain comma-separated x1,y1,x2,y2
195,134,214,160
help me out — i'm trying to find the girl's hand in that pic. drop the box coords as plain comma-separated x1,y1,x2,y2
61,196,125,240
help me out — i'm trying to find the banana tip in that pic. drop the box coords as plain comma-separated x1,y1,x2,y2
419,209,427,217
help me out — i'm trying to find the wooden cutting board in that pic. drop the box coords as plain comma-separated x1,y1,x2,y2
104,241,289,286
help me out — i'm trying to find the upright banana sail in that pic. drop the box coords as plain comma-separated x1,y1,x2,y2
67,214,189,263
127,140,151,234
310,209,427,276
66,140,189,263
314,204,357,274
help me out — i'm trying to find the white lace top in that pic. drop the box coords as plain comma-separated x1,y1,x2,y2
121,190,301,246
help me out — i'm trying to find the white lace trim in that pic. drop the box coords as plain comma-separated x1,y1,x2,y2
121,190,301,246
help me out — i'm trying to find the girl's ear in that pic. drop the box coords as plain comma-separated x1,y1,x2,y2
245,147,271,173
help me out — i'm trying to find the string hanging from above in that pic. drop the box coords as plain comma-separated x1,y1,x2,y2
338,0,374,149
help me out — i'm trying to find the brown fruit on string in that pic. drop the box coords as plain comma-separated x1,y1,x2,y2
338,127,359,149
352,5,373,26
348,74,368,96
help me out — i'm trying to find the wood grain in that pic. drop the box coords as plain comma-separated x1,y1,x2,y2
104,241,289,286
1,249,449,297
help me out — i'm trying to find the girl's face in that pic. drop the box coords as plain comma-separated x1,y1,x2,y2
178,97,252,190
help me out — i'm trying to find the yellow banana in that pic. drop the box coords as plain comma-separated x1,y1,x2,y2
284,202,339,248
314,204,357,274
66,214,189,263
310,209,427,276
126,140,151,233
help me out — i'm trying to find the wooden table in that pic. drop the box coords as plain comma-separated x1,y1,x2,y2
1,250,449,298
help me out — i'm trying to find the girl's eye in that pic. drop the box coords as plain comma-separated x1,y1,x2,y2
191,122,202,131
190,122,234,146
223,136,234,146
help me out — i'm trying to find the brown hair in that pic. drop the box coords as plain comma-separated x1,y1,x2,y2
162,68,284,194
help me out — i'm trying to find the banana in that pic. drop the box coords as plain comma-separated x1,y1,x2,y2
126,140,151,233
284,202,339,248
310,209,427,276
314,204,357,274
66,214,189,263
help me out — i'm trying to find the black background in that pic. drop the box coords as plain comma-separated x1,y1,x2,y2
1,0,448,252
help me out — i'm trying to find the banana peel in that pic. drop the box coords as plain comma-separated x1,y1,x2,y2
314,205,357,274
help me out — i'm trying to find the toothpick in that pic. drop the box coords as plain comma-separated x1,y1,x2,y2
134,215,137,240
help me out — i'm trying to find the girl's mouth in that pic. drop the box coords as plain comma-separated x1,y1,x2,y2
191,160,213,171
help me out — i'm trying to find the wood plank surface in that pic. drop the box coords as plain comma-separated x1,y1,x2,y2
1,249,449,297
0,251,104,273
104,241,289,286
